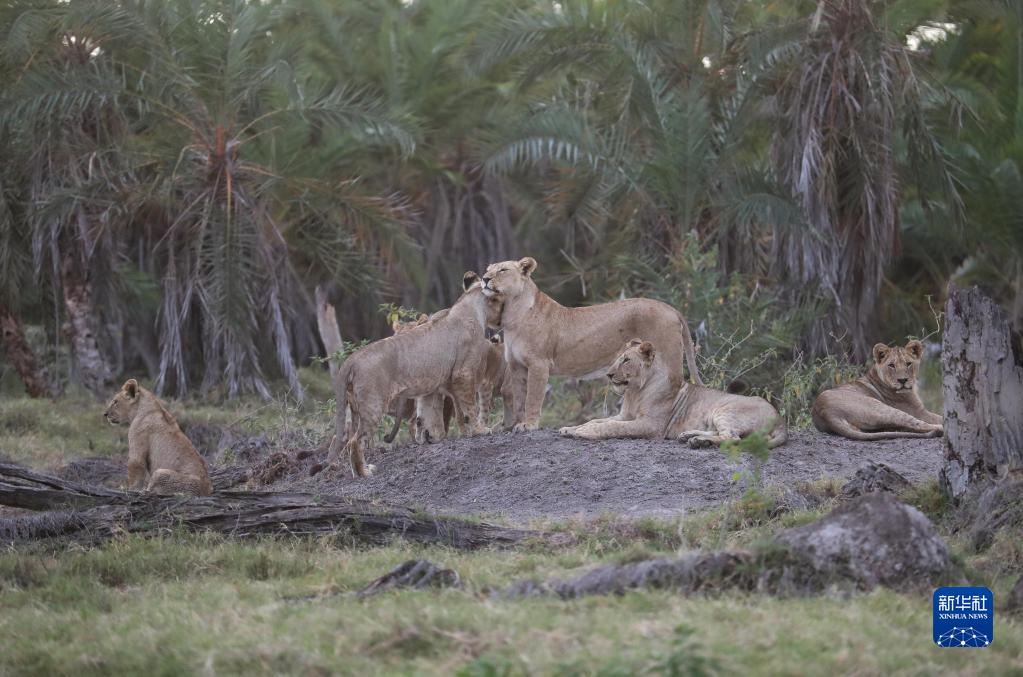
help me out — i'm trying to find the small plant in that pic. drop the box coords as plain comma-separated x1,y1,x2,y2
646,625,719,677
774,353,862,428
311,339,371,369
378,303,423,326
720,429,772,490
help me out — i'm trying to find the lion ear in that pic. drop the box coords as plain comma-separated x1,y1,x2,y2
518,257,538,277
872,343,890,364
391,319,402,332
638,342,655,361
463,271,480,291
627,338,644,348
417,314,429,323
122,379,139,399
905,339,923,359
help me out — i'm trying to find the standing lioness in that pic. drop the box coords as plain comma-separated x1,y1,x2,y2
481,257,702,431
103,379,212,495
812,340,942,440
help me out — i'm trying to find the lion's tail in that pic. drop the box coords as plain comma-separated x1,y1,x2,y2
679,314,704,385
327,360,354,464
767,418,788,449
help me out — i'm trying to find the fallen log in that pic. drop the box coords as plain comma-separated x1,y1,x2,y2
0,463,532,549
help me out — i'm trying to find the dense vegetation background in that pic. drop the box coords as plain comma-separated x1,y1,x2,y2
1,0,1020,403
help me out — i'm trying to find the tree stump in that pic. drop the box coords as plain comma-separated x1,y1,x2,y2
940,286,1023,500
315,284,343,381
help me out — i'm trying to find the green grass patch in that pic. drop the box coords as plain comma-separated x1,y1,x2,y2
0,530,1020,676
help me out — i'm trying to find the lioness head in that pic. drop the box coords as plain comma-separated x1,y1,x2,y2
607,339,655,395
480,257,537,299
464,271,505,330
871,340,924,392
104,379,143,426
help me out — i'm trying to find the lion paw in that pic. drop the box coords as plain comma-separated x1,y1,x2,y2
687,436,715,449
513,422,539,433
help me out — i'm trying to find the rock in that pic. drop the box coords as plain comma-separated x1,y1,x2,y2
1006,575,1023,615
963,479,1023,552
500,551,755,599
358,560,461,596
776,492,955,590
840,462,911,499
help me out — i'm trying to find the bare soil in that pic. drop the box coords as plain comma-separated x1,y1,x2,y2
280,428,943,521
52,428,942,523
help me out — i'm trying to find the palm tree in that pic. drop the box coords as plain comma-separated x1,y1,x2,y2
914,0,1023,328
287,0,519,310
762,0,961,359
475,0,802,302
3,0,416,398
1,1,146,395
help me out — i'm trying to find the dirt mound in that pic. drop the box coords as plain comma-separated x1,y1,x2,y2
265,428,941,521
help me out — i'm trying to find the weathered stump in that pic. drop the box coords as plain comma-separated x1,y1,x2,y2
940,286,1023,500
315,284,343,381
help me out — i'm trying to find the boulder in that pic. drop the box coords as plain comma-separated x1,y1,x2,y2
840,462,911,499
963,479,1023,552
1006,575,1023,615
776,492,956,590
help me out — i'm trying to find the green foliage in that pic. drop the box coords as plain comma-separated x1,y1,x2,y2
379,302,424,326
311,339,371,369
721,430,772,489
774,355,864,429
0,0,1015,410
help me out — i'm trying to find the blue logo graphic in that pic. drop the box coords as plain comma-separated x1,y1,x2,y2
933,587,993,648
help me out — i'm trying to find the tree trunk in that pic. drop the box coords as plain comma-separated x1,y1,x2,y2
60,254,113,395
315,284,343,381
940,285,1023,500
0,463,532,548
0,302,60,398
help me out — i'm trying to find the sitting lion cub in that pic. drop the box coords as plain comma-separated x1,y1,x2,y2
560,340,787,448
103,379,212,495
812,340,942,440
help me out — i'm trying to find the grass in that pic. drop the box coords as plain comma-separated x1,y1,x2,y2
1,390,1021,675
1,532,1021,676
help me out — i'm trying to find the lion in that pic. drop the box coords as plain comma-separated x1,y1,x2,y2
103,379,213,495
384,286,505,445
480,257,702,431
560,340,787,448
812,340,942,440
327,272,494,476
383,314,446,444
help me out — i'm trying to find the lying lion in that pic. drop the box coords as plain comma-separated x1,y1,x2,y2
560,340,787,448
481,257,702,431
812,340,942,440
103,379,212,495
327,272,494,476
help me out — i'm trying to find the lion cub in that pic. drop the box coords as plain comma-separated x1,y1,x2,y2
560,340,786,447
812,340,942,440
327,272,495,476
104,379,212,495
